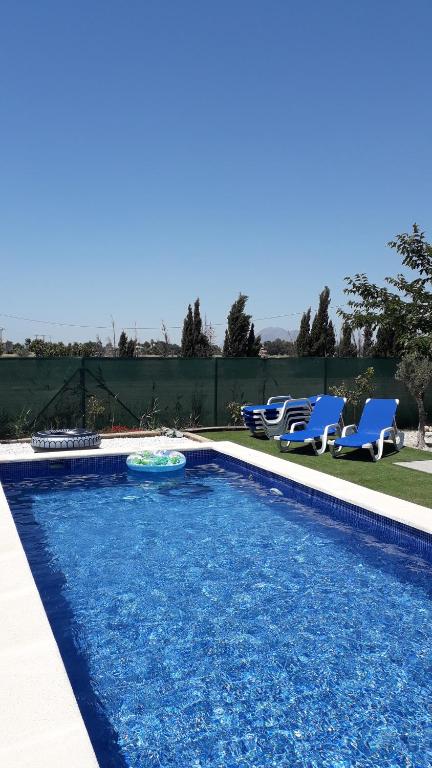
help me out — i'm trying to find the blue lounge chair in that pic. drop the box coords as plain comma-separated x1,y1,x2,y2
330,398,401,462
274,395,346,455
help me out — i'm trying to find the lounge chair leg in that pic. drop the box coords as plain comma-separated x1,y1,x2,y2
368,439,383,462
376,438,384,460
329,442,342,458
392,429,403,452
279,440,291,453
313,437,327,455
368,444,377,461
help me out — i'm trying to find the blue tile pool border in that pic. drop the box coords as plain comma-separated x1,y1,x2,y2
1,448,432,562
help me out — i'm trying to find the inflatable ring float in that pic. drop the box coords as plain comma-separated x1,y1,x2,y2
31,429,101,452
126,449,186,473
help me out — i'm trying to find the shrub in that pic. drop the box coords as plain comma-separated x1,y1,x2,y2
226,401,244,426
329,367,375,421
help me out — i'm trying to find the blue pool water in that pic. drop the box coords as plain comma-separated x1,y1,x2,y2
4,457,432,767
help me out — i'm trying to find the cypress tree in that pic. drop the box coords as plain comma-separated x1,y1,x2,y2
118,330,128,358
126,338,136,358
181,304,195,357
296,308,312,356
327,319,336,357
246,323,261,357
310,286,334,356
193,298,212,358
223,294,255,357
338,321,358,357
362,324,374,357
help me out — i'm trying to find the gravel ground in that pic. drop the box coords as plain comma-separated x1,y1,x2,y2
0,435,200,461
400,429,432,452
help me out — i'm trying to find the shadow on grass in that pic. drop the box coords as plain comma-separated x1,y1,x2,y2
331,444,401,462
276,443,401,462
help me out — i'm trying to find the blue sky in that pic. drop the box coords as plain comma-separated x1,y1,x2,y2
1,0,431,344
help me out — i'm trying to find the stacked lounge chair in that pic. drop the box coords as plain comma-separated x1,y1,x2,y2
241,395,292,436
242,395,323,439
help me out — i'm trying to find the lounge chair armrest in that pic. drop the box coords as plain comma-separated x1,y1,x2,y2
323,422,341,436
290,421,307,433
379,426,394,441
341,424,357,437
268,395,291,404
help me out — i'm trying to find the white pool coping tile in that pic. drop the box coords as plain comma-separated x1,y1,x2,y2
0,438,431,766
0,483,98,767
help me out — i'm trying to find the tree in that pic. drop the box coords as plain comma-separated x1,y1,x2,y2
193,299,212,358
180,300,212,357
373,325,400,357
362,324,374,357
118,331,128,358
264,338,296,356
223,294,259,357
28,340,69,357
246,323,261,357
327,320,336,357
310,287,335,356
126,339,136,357
338,321,357,357
340,223,432,353
181,304,194,357
329,367,375,422
296,308,312,356
81,340,104,357
396,354,432,448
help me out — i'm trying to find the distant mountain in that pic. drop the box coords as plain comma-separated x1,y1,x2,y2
257,326,299,342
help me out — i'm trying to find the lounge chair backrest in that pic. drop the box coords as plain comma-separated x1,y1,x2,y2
307,395,346,429
358,398,399,433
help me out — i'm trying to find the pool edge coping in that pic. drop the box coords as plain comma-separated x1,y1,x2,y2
0,483,99,768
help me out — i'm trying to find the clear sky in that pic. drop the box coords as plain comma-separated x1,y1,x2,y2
1,0,431,345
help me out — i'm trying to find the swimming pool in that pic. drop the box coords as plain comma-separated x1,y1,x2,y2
3,451,432,767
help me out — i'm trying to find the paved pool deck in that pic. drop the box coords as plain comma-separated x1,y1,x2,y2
1,438,431,766
395,460,432,475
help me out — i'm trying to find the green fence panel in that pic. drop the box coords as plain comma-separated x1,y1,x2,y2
0,356,430,437
216,357,326,425
265,357,327,399
84,358,216,429
0,358,82,436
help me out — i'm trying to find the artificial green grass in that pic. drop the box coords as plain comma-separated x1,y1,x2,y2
199,430,432,509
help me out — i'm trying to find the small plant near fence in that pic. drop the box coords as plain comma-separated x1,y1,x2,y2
86,396,107,431
329,366,375,421
12,407,33,439
139,397,161,431
226,401,244,426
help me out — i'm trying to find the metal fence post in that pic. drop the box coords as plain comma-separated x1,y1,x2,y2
213,357,218,426
80,358,86,428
